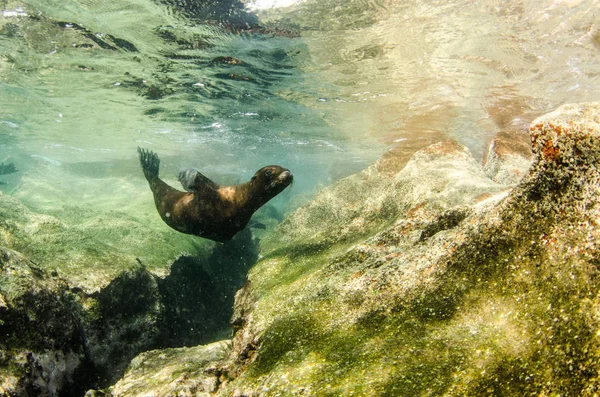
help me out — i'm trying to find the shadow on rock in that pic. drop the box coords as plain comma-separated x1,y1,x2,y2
0,226,261,395
156,227,260,346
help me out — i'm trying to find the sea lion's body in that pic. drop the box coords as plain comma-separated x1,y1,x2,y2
138,148,292,242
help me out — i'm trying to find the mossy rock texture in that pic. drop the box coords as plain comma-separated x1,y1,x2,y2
110,340,232,397
101,104,597,396
0,185,210,293
6,102,600,396
0,247,225,396
0,247,88,396
218,102,600,396
0,190,258,394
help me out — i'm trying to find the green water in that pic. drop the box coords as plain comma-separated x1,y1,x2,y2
0,1,599,393
1,0,599,219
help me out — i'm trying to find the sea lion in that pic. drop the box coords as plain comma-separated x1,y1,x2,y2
137,147,293,242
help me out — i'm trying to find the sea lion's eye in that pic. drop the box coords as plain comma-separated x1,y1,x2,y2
264,170,273,178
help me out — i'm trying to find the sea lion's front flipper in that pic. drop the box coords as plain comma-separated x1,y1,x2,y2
178,168,219,193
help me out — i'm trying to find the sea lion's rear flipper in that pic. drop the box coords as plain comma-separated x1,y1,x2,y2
138,147,160,182
178,168,219,193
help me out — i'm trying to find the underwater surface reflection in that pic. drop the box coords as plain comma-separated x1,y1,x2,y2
0,0,598,216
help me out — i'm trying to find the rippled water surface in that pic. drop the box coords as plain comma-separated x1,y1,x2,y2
1,0,599,213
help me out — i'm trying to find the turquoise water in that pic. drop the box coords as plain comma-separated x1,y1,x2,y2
1,0,599,217
1,0,599,393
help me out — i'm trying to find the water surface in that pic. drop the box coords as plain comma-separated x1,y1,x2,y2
1,0,598,217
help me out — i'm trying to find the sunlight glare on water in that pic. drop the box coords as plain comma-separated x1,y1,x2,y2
269,0,600,159
248,0,305,11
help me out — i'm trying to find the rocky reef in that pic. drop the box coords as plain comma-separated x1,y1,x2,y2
97,103,600,396
109,340,231,396
3,102,600,396
0,188,257,394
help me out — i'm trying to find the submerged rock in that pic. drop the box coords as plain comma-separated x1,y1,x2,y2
0,187,209,293
0,245,237,395
483,128,533,185
110,340,231,397
265,139,508,251
0,247,90,396
0,190,255,393
216,102,600,395
7,102,600,395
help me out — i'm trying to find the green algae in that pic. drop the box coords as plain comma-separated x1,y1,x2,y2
0,187,257,393
110,340,231,396
219,103,600,396
0,190,213,293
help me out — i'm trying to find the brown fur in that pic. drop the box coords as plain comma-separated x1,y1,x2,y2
138,148,292,242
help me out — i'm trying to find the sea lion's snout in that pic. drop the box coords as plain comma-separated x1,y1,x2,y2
256,165,293,192
279,170,293,184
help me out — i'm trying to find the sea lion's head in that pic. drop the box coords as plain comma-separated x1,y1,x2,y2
251,165,293,198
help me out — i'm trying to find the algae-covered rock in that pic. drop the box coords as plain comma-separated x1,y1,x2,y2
266,139,507,251
0,189,249,393
0,188,210,293
0,247,90,396
0,244,238,395
110,340,231,397
0,245,170,395
216,102,600,395
483,129,533,185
